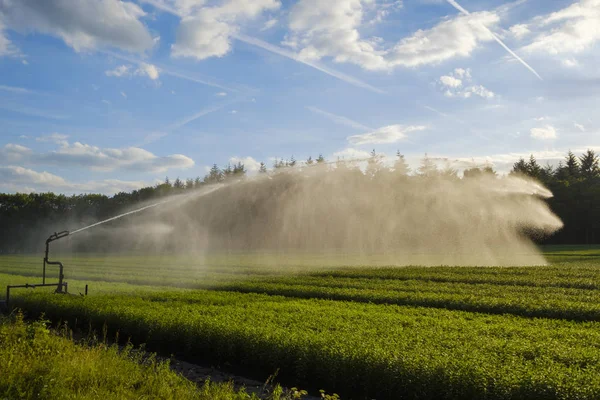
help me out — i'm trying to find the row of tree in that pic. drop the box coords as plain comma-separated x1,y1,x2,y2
0,150,598,253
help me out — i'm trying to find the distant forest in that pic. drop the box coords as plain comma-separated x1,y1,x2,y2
0,149,599,253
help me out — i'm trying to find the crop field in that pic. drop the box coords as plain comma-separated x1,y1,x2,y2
2,246,600,399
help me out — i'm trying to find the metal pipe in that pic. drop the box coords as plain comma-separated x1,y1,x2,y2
43,231,69,286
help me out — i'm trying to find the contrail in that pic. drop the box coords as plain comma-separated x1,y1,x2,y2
234,34,385,94
306,106,373,131
446,0,543,81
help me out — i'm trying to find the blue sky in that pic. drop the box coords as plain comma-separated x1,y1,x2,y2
0,0,598,194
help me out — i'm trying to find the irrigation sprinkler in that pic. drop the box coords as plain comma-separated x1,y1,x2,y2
2,231,89,310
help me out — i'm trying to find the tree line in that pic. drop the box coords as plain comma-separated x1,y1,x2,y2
0,150,598,253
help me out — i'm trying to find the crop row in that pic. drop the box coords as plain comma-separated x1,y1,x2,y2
11,288,600,400
218,275,600,322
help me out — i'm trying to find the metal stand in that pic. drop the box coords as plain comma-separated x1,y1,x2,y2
2,230,89,309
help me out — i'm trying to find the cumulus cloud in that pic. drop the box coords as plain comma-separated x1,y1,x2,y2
438,68,495,99
105,63,160,80
439,75,462,88
171,0,280,60
135,62,160,80
229,156,262,172
347,125,426,145
0,0,155,53
286,0,388,71
521,0,600,55
530,125,557,140
389,11,498,68
509,24,530,40
0,141,194,173
0,165,153,194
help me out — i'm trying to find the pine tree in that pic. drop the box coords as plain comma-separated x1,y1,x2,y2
527,155,542,179
316,154,325,163
394,150,410,176
565,151,580,178
418,153,438,177
185,178,194,190
259,162,267,173
306,156,313,165
205,164,223,184
233,162,246,176
289,156,297,167
580,149,599,180
511,158,528,176
173,177,184,189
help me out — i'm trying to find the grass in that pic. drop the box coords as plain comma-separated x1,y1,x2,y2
0,312,265,400
1,245,600,399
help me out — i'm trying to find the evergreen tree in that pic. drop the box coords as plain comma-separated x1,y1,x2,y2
173,178,184,190
289,156,297,167
316,154,325,163
418,153,438,177
565,151,580,179
185,178,194,190
527,155,542,179
306,156,314,165
511,158,528,176
205,164,223,184
194,177,202,188
394,151,411,176
259,162,267,173
580,149,599,180
233,162,246,176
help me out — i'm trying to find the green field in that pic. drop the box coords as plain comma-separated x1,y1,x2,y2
2,246,600,399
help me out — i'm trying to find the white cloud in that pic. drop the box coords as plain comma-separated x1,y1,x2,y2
0,19,20,56
287,0,388,71
106,65,131,77
229,156,262,172
509,24,530,40
389,11,499,68
135,62,160,80
439,75,463,88
574,122,586,132
261,18,278,31
463,85,495,99
105,63,160,80
285,1,499,70
530,125,557,140
522,0,600,55
215,92,227,96
0,165,153,194
347,125,426,145
0,141,194,173
0,0,155,53
171,0,280,60
229,110,238,114
36,133,69,145
21,59,28,65
438,68,495,99
562,58,579,68
121,91,127,98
